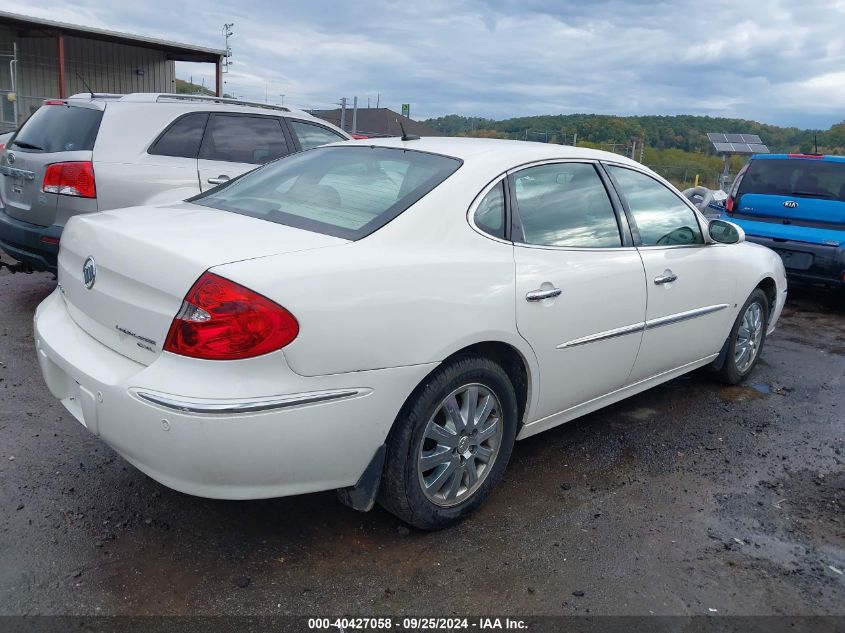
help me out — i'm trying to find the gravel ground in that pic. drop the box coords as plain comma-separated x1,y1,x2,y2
0,264,842,617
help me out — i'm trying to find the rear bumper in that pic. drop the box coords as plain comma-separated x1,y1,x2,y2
0,207,60,272
744,234,845,287
34,288,435,499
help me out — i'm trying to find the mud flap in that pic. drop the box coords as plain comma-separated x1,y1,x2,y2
711,335,731,371
336,444,386,512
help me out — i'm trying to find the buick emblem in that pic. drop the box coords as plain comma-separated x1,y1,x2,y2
82,256,97,289
6,152,14,165
783,200,798,209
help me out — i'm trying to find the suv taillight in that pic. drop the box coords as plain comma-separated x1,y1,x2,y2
725,163,749,214
164,272,299,360
42,162,96,198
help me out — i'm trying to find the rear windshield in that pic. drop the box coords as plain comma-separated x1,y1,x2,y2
11,104,102,153
738,159,845,201
192,146,462,239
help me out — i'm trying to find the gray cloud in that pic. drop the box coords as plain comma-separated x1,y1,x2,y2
6,0,845,127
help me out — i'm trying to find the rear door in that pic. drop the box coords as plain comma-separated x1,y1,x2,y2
0,102,102,226
605,164,736,382
197,114,292,191
511,161,646,420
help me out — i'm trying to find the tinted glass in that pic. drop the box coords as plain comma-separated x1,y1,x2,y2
289,120,347,150
513,163,620,247
608,166,704,246
738,159,845,201
12,104,102,153
200,115,289,164
193,146,461,239
474,181,505,238
149,113,208,158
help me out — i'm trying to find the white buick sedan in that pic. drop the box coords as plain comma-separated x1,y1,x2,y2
34,137,787,529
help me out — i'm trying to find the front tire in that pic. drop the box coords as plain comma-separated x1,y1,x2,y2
378,356,518,530
717,288,769,385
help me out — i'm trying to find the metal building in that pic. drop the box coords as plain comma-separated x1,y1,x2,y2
0,11,225,132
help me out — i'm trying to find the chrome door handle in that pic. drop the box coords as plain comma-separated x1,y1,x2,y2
526,287,562,302
654,270,678,285
207,175,230,185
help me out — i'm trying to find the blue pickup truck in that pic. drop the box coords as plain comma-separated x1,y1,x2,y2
722,153,845,287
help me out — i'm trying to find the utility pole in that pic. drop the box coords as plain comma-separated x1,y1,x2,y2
376,93,380,108
339,97,347,131
351,96,358,134
221,23,234,73
279,94,285,106
572,132,577,147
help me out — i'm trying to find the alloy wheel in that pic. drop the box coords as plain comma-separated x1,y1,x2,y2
417,383,503,507
735,300,764,373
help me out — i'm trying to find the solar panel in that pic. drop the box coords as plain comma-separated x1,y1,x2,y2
708,132,769,154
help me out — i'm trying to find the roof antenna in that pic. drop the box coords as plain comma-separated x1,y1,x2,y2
75,71,94,98
399,121,419,141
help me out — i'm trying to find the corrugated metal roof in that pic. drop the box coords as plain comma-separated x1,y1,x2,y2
0,10,225,61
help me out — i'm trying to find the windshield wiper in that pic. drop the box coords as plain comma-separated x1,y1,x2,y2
11,140,44,151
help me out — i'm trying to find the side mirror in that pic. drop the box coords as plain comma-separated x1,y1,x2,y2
708,219,745,244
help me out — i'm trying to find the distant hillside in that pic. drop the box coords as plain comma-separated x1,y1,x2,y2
424,113,845,155
174,78,232,98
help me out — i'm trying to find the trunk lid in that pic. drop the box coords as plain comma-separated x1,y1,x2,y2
58,202,347,364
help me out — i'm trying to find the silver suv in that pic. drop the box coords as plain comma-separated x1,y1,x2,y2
0,93,350,272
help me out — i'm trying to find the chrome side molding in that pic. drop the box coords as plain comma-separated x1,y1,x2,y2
557,304,730,349
130,388,369,415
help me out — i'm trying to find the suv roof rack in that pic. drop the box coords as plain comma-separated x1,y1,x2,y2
153,94,290,112
68,93,125,100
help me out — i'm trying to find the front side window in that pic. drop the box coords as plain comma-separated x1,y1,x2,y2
512,162,621,248
289,120,347,151
607,165,704,247
149,113,208,158
474,181,506,238
193,146,461,239
200,114,289,164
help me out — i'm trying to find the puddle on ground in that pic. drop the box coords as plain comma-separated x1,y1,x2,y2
625,407,659,420
719,383,770,402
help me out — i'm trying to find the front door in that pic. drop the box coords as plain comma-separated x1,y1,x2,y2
511,161,647,420
604,164,736,382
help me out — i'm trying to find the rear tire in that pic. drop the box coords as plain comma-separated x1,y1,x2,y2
716,288,769,385
378,356,518,530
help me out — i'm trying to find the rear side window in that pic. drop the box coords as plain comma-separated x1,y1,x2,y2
12,104,102,153
512,163,621,248
200,114,289,164
607,165,703,246
474,181,506,238
738,159,845,201
193,146,461,239
149,113,209,158
289,120,347,150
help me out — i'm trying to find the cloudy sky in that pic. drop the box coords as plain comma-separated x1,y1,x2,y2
6,0,845,128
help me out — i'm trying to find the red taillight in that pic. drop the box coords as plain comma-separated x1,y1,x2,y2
40,236,60,245
43,162,96,198
163,272,299,360
351,133,369,140
0,143,5,152
725,196,735,212
43,100,66,106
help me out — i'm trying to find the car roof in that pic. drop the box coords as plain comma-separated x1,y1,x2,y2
338,136,642,171
753,153,845,163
